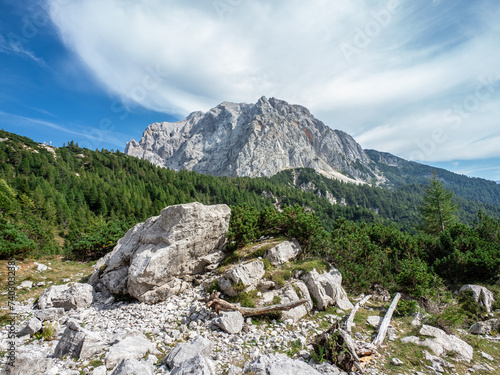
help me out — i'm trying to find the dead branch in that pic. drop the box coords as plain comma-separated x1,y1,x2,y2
345,294,372,335
372,292,401,348
203,290,308,317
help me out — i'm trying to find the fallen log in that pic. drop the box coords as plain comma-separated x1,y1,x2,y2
372,292,401,348
345,294,372,334
203,290,308,317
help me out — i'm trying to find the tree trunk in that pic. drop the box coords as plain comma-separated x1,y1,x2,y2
345,294,372,335
372,292,401,348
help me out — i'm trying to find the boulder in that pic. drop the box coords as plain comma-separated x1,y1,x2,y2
17,317,42,337
218,260,265,297
165,336,213,369
213,311,244,334
469,319,499,335
280,281,313,322
302,268,353,311
170,354,216,375
1,344,54,375
244,353,322,375
401,324,473,362
34,307,66,322
53,319,104,359
110,359,154,375
37,283,94,311
106,333,161,369
264,239,301,266
90,202,231,303
20,280,33,289
459,284,495,313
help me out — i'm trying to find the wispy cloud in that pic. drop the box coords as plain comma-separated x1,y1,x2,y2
45,0,500,163
0,33,46,66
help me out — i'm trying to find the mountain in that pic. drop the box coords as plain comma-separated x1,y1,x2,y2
125,96,379,184
126,96,500,207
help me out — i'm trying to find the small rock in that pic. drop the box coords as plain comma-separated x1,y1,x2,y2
391,358,403,366
17,317,42,337
213,311,244,334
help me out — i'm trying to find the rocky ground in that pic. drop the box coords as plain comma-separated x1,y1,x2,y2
1,263,499,375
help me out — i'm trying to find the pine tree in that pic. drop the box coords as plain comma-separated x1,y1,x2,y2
419,172,457,234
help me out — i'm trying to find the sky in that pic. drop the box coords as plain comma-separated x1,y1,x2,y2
1,0,499,181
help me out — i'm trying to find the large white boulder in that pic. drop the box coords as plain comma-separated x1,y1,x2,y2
264,240,302,266
165,336,213,369
280,281,313,322
459,284,495,313
105,333,161,369
37,283,94,311
90,202,231,303
53,319,104,360
244,353,322,375
401,324,473,362
218,260,265,297
302,268,353,311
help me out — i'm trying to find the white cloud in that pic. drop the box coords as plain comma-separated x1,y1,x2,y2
46,0,500,162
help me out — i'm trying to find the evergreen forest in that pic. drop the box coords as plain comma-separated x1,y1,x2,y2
1,129,499,301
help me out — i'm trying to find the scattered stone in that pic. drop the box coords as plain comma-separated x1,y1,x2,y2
170,353,216,375
244,353,322,375
110,359,154,375
459,284,495,313
17,317,42,337
54,319,104,359
401,324,473,362
367,316,382,329
34,262,49,272
264,239,302,266
20,280,33,289
423,350,455,371
391,357,403,366
34,307,65,322
480,351,494,361
213,311,244,334
105,333,160,369
469,319,499,335
90,202,231,303
165,336,213,369
37,283,94,311
371,284,391,302
218,260,265,297
302,268,353,310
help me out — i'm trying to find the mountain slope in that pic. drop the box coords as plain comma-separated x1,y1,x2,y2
125,96,379,183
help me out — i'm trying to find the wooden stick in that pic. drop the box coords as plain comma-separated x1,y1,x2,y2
345,294,372,334
372,292,400,348
203,291,308,317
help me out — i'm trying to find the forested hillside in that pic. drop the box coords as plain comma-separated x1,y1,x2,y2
1,129,500,275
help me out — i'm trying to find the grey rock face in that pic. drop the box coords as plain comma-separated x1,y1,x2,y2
17,317,42,337
170,354,216,375
280,281,312,322
218,260,265,297
165,336,213,369
91,202,231,303
37,283,94,311
264,239,302,266
244,353,322,375
110,359,154,375
213,311,244,334
34,307,66,322
105,333,161,369
54,319,103,359
401,324,473,362
459,284,495,313
302,268,353,311
469,319,499,335
125,97,378,183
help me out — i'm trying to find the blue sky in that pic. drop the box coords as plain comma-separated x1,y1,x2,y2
1,0,499,181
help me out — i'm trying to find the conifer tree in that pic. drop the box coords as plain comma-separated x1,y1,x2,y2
419,172,457,234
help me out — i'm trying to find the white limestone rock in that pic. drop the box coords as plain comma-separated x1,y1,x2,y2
170,354,216,375
110,359,154,375
280,281,313,322
218,260,265,297
91,202,231,303
469,319,499,335
165,335,213,369
401,324,473,362
244,353,322,375
213,311,244,334
53,319,104,359
34,307,65,322
302,268,353,311
264,239,302,266
105,333,161,369
37,283,94,311
17,317,42,337
459,284,495,313
125,97,377,184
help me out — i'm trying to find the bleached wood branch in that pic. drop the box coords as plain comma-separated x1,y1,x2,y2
345,294,372,335
372,292,401,348
203,290,308,317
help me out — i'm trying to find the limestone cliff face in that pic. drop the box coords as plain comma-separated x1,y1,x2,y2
125,97,379,183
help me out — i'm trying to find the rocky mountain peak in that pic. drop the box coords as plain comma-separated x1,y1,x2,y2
125,97,380,183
